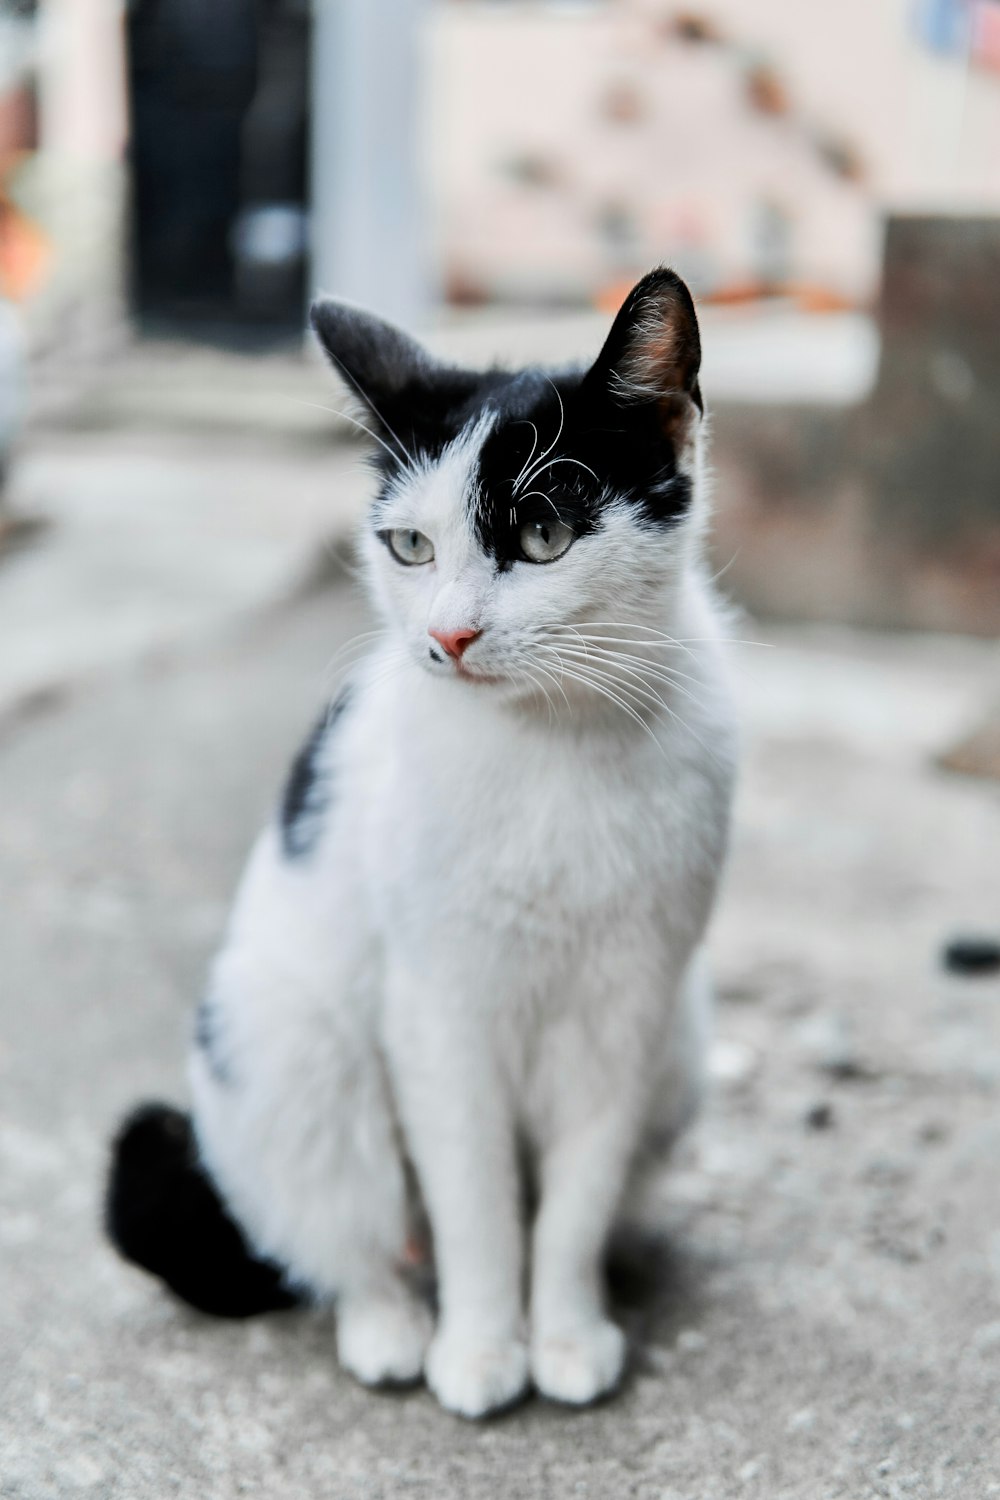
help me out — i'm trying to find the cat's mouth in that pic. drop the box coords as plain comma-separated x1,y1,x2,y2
453,662,502,686
427,643,501,686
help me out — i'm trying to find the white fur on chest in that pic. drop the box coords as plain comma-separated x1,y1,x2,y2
355,646,729,967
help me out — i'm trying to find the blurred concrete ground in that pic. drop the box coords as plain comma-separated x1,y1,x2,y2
0,427,366,716
2,337,999,1499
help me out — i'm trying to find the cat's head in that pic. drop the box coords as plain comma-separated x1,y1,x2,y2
311,269,706,707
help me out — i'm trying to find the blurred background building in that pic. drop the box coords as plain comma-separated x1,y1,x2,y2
2,0,1000,633
5,0,1000,325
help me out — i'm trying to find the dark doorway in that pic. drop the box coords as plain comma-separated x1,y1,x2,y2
126,0,311,343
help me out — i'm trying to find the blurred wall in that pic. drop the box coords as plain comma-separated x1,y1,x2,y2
427,0,1000,307
1,0,127,362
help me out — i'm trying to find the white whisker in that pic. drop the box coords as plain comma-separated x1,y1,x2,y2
514,662,559,725
320,629,387,689
548,643,707,713
514,381,564,496
293,399,418,478
311,349,421,475
549,632,708,696
542,642,707,729
709,547,741,586
523,454,601,490
574,621,773,651
540,646,665,717
517,490,563,522
523,655,572,716
540,642,714,756
510,420,540,497
564,621,697,656
538,643,656,726
547,660,665,753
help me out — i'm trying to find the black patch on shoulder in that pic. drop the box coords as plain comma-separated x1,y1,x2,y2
194,991,234,1086
280,685,352,859
105,1102,301,1318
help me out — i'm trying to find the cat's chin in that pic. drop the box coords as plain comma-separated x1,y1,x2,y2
420,660,541,709
453,663,503,687
418,658,506,690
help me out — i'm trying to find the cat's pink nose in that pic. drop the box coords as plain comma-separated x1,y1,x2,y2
429,627,480,660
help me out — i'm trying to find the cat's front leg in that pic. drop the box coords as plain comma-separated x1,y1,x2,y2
383,971,529,1419
528,1105,638,1406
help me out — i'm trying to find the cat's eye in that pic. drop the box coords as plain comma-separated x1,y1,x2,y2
384,528,435,566
519,518,575,564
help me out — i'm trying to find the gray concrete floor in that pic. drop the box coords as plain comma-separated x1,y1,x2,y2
0,429,367,717
2,406,999,1499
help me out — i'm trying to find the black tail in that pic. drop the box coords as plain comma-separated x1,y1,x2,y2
105,1103,301,1318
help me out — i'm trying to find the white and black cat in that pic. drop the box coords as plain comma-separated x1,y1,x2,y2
107,268,739,1418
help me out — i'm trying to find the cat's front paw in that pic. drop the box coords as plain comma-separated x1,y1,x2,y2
532,1318,626,1406
425,1326,530,1419
336,1286,433,1388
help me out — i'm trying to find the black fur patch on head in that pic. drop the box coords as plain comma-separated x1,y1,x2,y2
280,684,352,859
468,368,694,568
311,268,702,559
105,1103,300,1318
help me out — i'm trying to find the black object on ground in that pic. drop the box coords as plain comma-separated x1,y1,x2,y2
805,1102,835,1131
942,936,1000,976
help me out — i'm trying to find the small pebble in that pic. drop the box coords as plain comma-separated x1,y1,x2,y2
639,1344,675,1377
823,1054,877,1083
709,1040,758,1085
805,1101,835,1131
676,1328,707,1354
797,1013,877,1081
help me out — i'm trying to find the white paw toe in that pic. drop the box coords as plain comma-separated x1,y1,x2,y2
425,1328,530,1419
532,1319,626,1406
337,1290,433,1388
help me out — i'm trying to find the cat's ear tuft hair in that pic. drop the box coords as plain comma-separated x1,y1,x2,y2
584,268,703,440
310,297,435,410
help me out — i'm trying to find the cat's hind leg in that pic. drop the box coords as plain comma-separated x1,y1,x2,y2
617,945,713,1234
189,916,432,1386
110,824,431,1387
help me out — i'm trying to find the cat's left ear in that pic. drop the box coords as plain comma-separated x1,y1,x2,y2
582,268,703,442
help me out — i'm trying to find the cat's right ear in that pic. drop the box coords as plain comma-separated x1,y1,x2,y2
310,297,484,457
310,297,436,412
